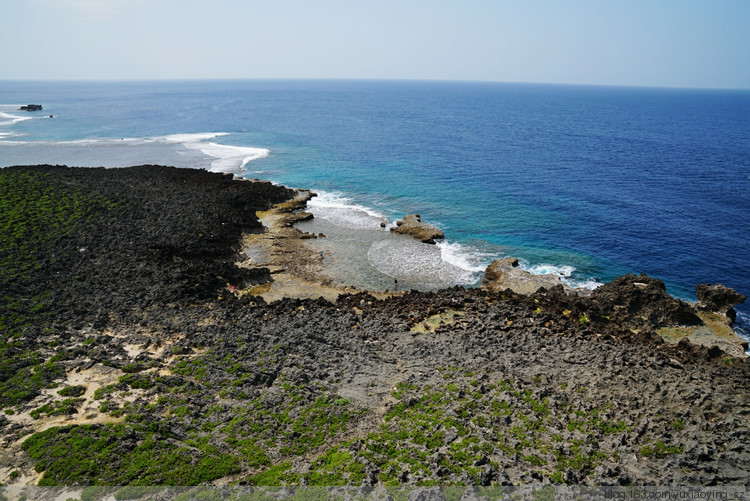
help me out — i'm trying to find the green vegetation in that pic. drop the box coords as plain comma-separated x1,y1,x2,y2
22,340,367,486
30,398,82,419
246,370,663,486
0,168,119,411
15,334,687,488
0,358,64,409
0,168,117,283
640,440,684,458
22,423,241,485
58,385,87,397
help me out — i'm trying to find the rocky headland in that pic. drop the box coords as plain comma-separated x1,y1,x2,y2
481,258,748,358
1,165,749,492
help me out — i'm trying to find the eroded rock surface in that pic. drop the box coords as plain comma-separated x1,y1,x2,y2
482,257,569,295
697,283,746,321
390,214,444,244
590,274,703,331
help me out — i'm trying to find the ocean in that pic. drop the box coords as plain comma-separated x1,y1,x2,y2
1,79,749,339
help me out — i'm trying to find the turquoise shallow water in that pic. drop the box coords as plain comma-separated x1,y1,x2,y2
1,80,748,338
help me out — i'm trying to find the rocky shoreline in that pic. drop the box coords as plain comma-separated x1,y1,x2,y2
1,165,749,490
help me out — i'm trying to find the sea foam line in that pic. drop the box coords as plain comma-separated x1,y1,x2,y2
159,133,270,173
437,240,493,274
521,260,602,290
307,191,389,219
0,111,33,127
734,310,750,350
306,191,390,230
0,132,271,174
159,132,229,143
367,238,480,287
180,140,269,174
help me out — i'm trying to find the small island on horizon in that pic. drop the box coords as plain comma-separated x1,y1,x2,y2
1,164,748,495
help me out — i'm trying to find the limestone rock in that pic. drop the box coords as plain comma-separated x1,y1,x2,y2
696,283,746,322
390,214,444,244
481,257,567,295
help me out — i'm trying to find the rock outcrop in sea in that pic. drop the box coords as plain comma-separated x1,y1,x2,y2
590,274,703,330
390,214,445,244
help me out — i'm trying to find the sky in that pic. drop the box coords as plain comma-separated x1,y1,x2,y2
2,0,749,89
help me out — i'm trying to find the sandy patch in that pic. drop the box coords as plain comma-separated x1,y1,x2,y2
123,342,166,359
5,365,126,441
0,364,128,486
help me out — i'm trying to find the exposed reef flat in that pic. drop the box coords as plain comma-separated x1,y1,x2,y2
238,189,394,303
1,165,749,491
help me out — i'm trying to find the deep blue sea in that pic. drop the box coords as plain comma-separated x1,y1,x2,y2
1,80,749,338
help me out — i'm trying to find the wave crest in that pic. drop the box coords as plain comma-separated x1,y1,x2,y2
307,191,388,230
368,239,480,289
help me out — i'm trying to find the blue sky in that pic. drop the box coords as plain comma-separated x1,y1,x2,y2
2,0,749,89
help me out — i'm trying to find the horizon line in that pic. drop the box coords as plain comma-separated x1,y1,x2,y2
1,77,749,93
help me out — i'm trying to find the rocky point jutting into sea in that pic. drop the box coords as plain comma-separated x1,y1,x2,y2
0,165,748,492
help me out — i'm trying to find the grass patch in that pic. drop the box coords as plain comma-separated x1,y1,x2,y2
22,423,241,485
640,440,684,458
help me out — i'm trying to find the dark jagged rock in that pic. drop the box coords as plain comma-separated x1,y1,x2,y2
591,274,702,331
1,164,294,326
696,283,746,322
2,165,749,489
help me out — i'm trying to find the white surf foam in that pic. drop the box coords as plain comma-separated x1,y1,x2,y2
307,191,389,230
525,263,575,277
521,261,602,290
0,111,33,127
0,132,270,173
45,133,228,147
436,240,492,274
302,191,497,288
368,239,480,288
160,132,229,143
0,131,271,173
181,140,269,173
563,277,603,290
734,310,750,352
157,132,269,173
306,190,497,285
